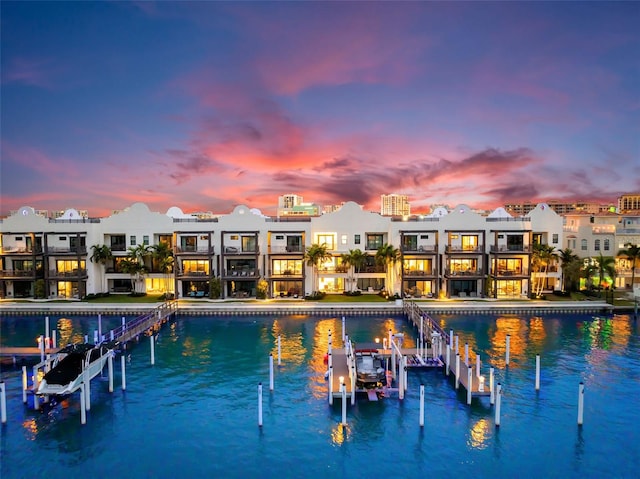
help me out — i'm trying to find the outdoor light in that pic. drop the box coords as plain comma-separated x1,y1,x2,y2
339,375,344,386
375,337,380,343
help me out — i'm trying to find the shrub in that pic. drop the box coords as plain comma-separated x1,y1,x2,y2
305,291,326,300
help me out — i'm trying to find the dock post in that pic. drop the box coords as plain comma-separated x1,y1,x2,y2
403,356,408,392
45,316,50,349
121,355,127,391
84,369,91,411
455,354,460,389
342,316,346,342
328,352,332,370
535,355,541,391
391,343,396,380
577,382,584,426
108,353,114,393
269,354,274,391
489,367,495,405
388,329,393,349
351,365,356,406
476,354,481,378
467,367,473,405
110,330,115,341
398,360,405,400
39,335,45,362
0,381,6,424
122,316,126,331
98,313,102,342
79,384,87,425
84,334,88,344
258,383,263,427
445,344,450,376
340,379,347,426
22,366,28,403
277,335,282,366
455,335,459,354
93,330,98,345
328,332,332,355
419,384,425,427
328,366,333,405
495,383,502,427
52,330,57,349
505,335,510,366
150,334,155,365
464,343,469,365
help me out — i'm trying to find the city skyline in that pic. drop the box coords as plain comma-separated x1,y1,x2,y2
1,1,639,217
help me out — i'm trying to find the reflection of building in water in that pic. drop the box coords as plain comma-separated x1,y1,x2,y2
468,418,490,450
56,317,85,346
488,316,527,368
527,317,547,349
270,319,306,366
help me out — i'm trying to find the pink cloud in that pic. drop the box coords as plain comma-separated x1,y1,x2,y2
2,57,57,88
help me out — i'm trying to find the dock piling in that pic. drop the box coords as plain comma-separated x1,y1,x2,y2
269,354,274,391
22,366,28,403
419,384,425,427
455,354,460,389
0,381,7,424
467,368,473,405
340,378,347,426
121,355,127,391
80,384,86,425
258,383,263,427
150,334,155,365
108,353,114,393
489,367,495,405
535,355,541,391
495,383,502,427
577,382,584,426
277,335,282,365
505,335,511,366
464,343,469,365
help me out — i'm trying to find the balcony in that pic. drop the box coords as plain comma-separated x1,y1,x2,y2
490,245,531,253
445,245,484,253
47,246,88,255
224,246,260,255
403,269,437,277
175,246,215,254
401,245,437,253
490,269,529,277
48,268,88,279
223,269,260,278
0,269,36,278
268,245,304,254
445,268,484,277
176,269,211,278
0,247,44,255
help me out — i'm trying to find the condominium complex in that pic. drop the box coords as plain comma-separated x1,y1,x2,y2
1,201,638,301
277,194,320,217
381,194,410,216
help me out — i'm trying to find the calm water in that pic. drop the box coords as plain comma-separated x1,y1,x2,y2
1,311,638,478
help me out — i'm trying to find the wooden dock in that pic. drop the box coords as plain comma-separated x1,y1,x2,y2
0,347,61,357
329,349,353,398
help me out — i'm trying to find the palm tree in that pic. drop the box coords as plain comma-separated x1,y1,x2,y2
558,248,580,292
304,243,331,293
531,244,557,297
581,261,597,293
89,244,113,293
617,243,640,292
375,243,401,295
340,248,366,292
595,253,616,297
151,242,174,293
127,244,151,294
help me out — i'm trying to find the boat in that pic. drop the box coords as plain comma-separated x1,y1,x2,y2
37,343,114,396
355,349,386,388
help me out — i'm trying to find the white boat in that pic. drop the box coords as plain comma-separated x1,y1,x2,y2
355,349,386,388
37,343,113,396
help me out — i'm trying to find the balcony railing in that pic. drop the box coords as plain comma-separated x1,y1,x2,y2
267,245,304,254
0,269,36,278
175,246,215,254
490,269,530,277
445,269,485,277
403,269,437,277
46,246,88,254
490,245,531,253
48,269,88,278
223,246,260,254
176,270,211,278
401,245,437,253
0,247,44,254
223,269,261,278
445,245,484,253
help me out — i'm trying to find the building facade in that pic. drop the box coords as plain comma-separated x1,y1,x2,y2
381,194,410,217
4,200,637,301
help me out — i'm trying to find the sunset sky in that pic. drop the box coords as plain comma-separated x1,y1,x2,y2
1,1,639,217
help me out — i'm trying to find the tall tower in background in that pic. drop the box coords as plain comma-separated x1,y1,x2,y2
380,194,410,216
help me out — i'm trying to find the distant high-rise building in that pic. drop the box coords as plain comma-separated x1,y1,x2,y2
504,200,601,216
618,193,640,213
277,194,320,217
381,194,410,216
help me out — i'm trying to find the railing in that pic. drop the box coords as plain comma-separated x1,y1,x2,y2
48,269,88,278
445,245,484,253
489,245,531,253
46,246,88,254
403,269,437,276
175,246,214,254
109,301,178,344
0,269,36,277
445,269,484,276
401,245,437,253
223,246,260,254
176,270,211,278
267,245,304,254
0,247,44,254
224,269,261,278
490,269,529,277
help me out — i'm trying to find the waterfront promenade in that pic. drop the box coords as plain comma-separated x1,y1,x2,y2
0,297,615,316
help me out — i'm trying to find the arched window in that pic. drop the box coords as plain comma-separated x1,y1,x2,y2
604,239,610,251
594,239,601,251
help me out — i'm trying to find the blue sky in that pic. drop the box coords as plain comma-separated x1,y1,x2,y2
1,1,639,216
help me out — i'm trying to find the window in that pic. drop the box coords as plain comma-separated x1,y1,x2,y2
604,239,610,251
366,234,384,250
420,235,429,239
552,234,558,244
316,234,335,250
143,235,149,246
59,236,67,241
581,239,587,251
230,235,239,240
341,234,347,245
354,234,360,245
275,235,284,240
130,236,137,246
594,239,600,251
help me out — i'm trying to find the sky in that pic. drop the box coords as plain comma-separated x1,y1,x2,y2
1,1,639,217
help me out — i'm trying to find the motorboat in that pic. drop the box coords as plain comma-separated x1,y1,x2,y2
355,350,385,388
37,343,114,396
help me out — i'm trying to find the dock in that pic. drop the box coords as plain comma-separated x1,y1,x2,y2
329,349,353,399
0,347,61,357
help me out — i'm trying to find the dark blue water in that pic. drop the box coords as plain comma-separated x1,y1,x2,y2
1,312,638,478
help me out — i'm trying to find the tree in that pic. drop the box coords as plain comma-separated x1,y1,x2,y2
126,244,151,294
375,243,401,295
581,260,597,292
151,242,174,293
617,243,640,291
304,243,331,293
340,248,366,292
595,253,616,296
558,248,580,292
90,244,113,293
531,244,557,297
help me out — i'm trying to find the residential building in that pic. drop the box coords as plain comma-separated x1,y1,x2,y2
381,194,410,217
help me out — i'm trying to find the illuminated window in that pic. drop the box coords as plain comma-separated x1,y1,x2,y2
341,234,347,245
316,234,335,250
